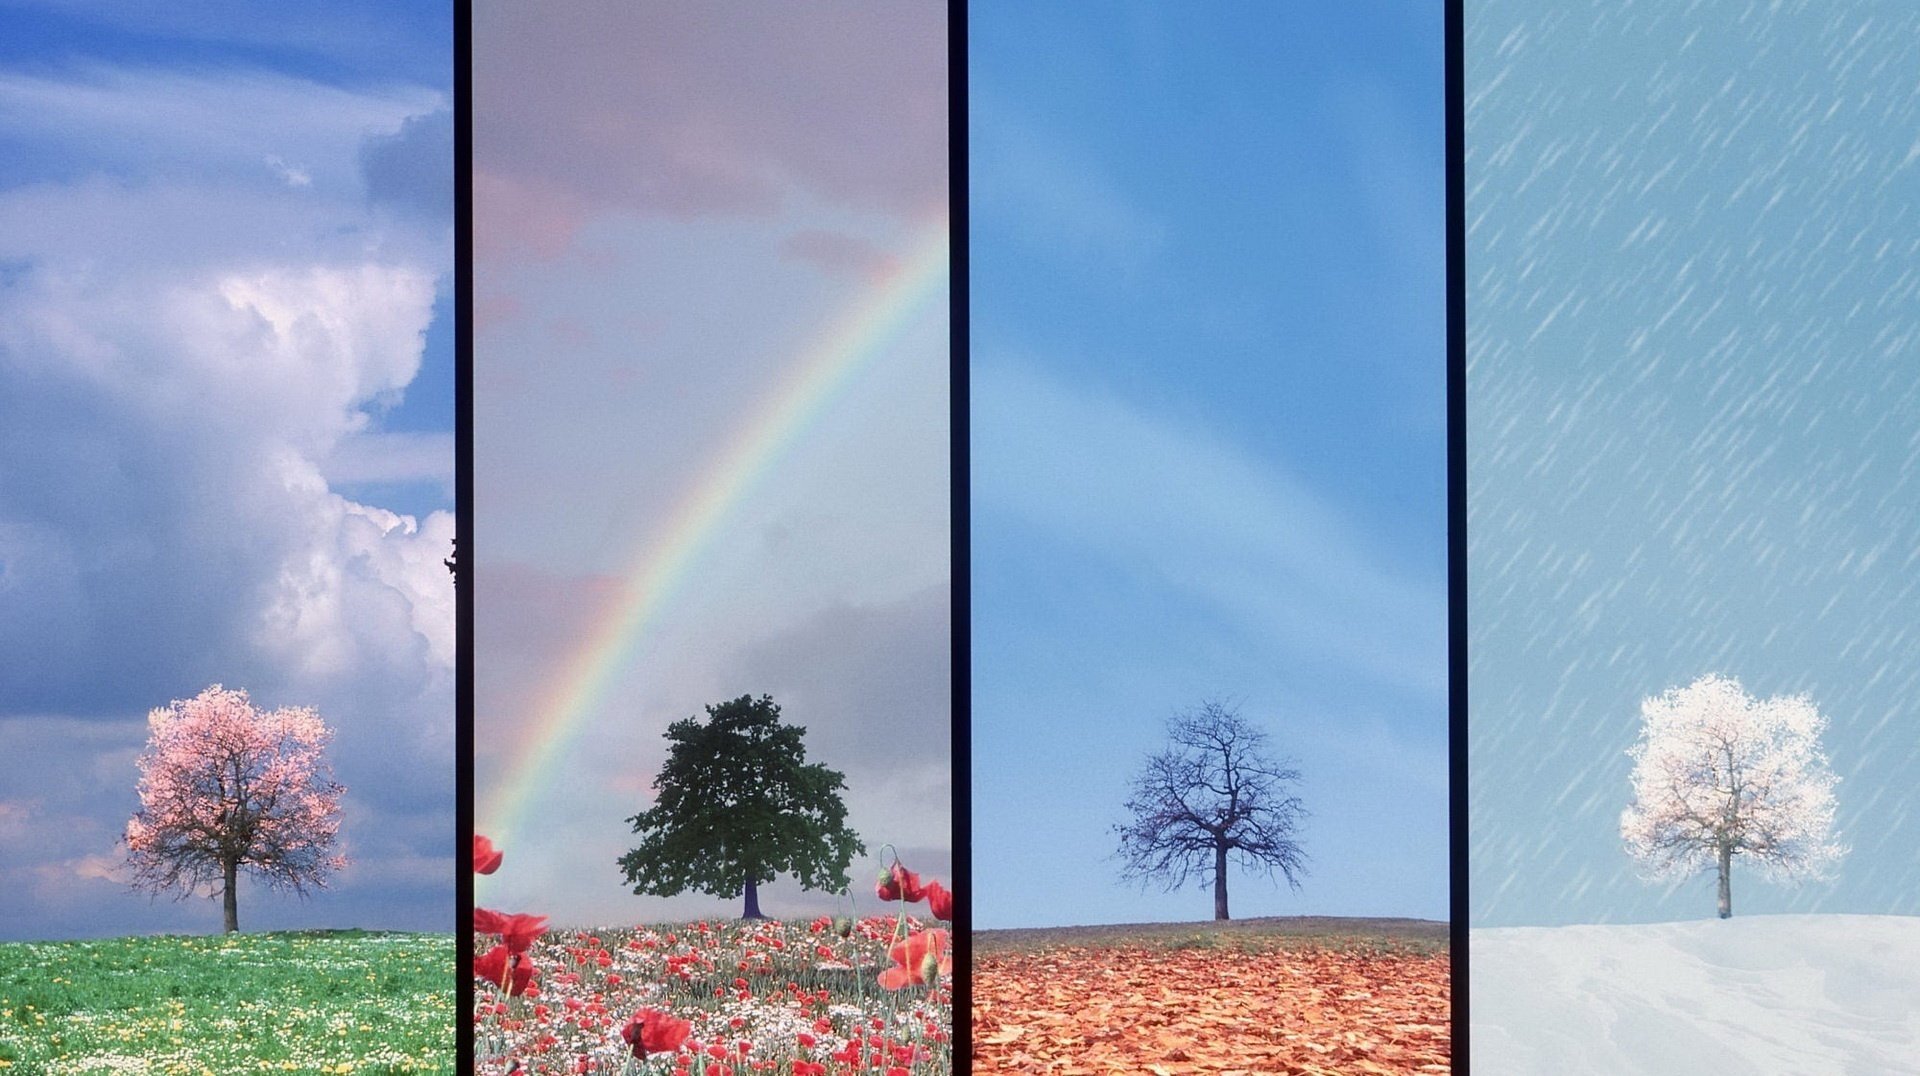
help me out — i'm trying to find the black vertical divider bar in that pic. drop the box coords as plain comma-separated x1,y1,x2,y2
454,0,475,1070
1445,0,1468,1070
948,0,972,1070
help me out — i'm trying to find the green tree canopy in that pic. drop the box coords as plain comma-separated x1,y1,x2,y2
617,694,865,918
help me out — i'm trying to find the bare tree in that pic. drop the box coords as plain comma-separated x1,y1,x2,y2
1114,700,1308,920
1621,673,1844,919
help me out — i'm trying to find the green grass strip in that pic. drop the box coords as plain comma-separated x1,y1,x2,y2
0,930,453,1076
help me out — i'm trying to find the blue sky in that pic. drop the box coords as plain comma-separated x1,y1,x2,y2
0,3,449,92
0,1,453,938
971,3,1447,928
1469,1,1920,928
471,1,949,927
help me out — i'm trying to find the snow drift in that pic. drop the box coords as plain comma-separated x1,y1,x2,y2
1472,915,1920,1074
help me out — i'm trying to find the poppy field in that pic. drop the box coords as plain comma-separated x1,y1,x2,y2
473,914,953,1075
0,930,454,1075
473,836,955,1076
972,918,1450,1076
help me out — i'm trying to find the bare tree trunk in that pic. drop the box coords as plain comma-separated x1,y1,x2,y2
742,875,765,920
1716,844,1732,919
222,859,240,933
1213,845,1230,921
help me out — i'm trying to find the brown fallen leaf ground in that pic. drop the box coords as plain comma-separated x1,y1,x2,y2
973,918,1451,1076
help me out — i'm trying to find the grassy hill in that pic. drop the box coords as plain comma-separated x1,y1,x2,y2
0,929,453,1075
974,913,1450,954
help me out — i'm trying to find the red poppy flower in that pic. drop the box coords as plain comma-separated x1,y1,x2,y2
925,880,953,921
877,928,950,990
474,834,504,874
875,862,925,903
622,1009,693,1058
475,944,539,996
474,910,548,953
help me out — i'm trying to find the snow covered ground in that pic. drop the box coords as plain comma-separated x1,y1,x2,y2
1472,915,1920,1074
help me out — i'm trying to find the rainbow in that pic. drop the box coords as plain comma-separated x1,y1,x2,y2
480,216,950,849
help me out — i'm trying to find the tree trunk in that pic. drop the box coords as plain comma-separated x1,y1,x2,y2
222,858,240,934
742,875,765,920
1716,843,1732,919
1213,845,1230,921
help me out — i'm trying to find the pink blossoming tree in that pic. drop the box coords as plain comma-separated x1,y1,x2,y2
125,684,347,933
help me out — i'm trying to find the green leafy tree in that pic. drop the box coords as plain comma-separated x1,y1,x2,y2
618,694,865,919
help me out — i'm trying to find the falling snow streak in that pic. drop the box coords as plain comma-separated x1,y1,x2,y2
1467,0,1920,927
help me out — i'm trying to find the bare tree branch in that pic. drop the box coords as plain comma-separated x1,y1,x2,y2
1113,700,1308,919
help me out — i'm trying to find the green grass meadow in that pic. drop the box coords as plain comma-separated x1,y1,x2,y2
0,930,453,1076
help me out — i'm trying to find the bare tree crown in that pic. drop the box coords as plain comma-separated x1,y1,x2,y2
1114,700,1308,916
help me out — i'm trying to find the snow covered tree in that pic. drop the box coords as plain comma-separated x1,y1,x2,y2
617,695,865,919
125,685,347,933
1620,673,1844,919
1114,700,1308,920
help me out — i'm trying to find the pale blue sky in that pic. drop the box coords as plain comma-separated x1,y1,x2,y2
971,3,1448,928
1469,0,1920,928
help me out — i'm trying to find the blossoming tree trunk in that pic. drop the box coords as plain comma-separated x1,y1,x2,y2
223,858,241,933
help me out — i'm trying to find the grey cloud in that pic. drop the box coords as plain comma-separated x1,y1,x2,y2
474,0,946,232
361,107,454,220
781,229,903,282
727,584,952,778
